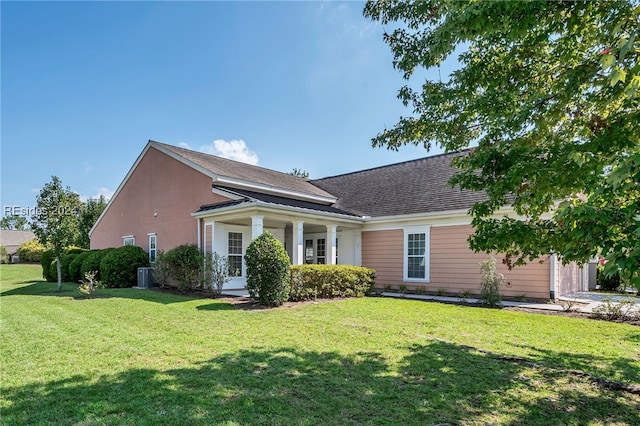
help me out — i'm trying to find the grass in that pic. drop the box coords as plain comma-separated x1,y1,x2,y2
1,264,639,425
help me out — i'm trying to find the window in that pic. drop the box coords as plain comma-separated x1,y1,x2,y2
404,226,430,281
123,236,135,246
335,238,339,264
148,234,157,263
305,239,314,264
228,232,243,277
317,238,326,264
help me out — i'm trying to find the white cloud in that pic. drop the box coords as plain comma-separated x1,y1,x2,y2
80,187,114,202
182,139,259,165
83,162,93,173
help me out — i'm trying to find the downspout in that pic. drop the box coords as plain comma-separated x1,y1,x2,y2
549,253,557,301
197,217,202,251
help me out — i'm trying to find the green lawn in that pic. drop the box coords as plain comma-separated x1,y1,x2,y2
1,264,639,425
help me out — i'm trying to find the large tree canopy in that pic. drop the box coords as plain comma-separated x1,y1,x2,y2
364,1,640,287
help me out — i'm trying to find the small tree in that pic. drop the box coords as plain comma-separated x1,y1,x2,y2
479,257,504,307
245,232,290,306
203,252,231,296
78,270,102,299
31,176,81,291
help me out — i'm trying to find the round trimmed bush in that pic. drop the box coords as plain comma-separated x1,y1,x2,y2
60,249,87,282
245,232,290,306
81,249,113,282
100,245,150,288
41,250,57,282
69,251,92,283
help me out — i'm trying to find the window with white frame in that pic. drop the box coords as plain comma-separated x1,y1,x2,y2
148,234,157,263
316,238,326,264
404,226,430,281
123,236,135,246
228,232,243,277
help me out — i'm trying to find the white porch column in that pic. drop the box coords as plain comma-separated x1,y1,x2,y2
327,224,337,265
292,220,304,265
251,215,264,240
354,229,362,266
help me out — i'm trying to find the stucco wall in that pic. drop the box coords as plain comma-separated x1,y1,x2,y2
362,225,550,299
90,146,230,253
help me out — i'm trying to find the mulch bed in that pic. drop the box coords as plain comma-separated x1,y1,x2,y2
149,286,640,324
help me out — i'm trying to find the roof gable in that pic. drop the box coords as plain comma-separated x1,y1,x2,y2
311,150,487,217
154,142,336,203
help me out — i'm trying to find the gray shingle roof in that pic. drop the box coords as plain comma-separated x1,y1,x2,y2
155,141,334,200
311,150,487,217
197,187,359,217
0,230,36,253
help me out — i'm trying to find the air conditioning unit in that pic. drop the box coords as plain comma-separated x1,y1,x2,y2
137,267,156,289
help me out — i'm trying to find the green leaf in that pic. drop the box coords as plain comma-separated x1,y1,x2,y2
609,67,627,86
600,53,616,69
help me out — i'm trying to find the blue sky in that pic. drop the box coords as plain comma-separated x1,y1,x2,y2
2,1,449,215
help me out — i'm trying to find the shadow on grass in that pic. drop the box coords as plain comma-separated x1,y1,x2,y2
2,341,638,425
0,281,235,307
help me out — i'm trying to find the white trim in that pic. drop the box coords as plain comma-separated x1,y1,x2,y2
123,235,135,246
192,200,364,224
403,225,431,283
148,234,157,263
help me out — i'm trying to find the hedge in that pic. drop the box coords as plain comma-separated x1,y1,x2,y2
81,249,113,282
100,245,149,288
41,250,57,282
69,251,92,283
289,264,375,302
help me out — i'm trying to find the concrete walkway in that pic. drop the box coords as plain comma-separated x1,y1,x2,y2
380,291,639,314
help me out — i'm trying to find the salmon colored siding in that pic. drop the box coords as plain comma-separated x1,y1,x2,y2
363,225,550,299
90,147,230,253
362,229,405,287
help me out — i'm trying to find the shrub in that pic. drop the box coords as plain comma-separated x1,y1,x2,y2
81,249,113,282
16,239,45,263
203,252,231,296
479,257,503,307
59,249,87,282
592,297,638,321
288,265,375,302
0,245,9,264
597,266,621,291
245,232,290,306
163,244,203,291
41,250,57,282
100,246,150,288
151,250,172,288
69,251,92,283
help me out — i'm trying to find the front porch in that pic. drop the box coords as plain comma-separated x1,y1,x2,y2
194,202,364,290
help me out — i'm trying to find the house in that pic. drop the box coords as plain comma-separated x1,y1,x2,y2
90,140,587,299
0,229,36,263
